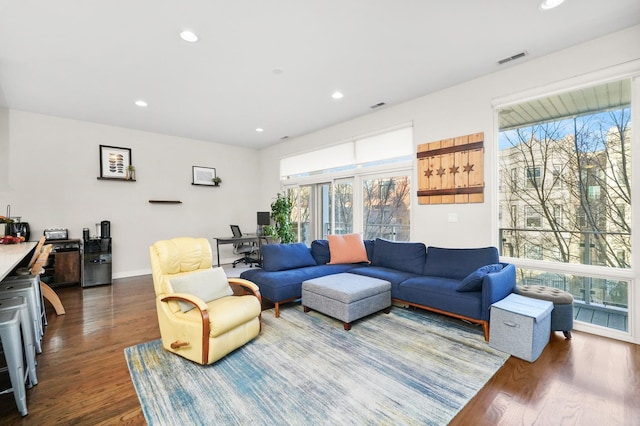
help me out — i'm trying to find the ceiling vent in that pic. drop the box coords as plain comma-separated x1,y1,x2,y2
498,51,527,65
370,102,386,109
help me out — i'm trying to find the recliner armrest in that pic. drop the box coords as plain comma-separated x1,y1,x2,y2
161,293,209,312
228,278,262,304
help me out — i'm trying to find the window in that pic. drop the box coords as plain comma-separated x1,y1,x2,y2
497,78,633,334
363,176,410,241
526,167,541,188
282,126,413,243
552,204,563,226
525,206,541,228
499,79,631,268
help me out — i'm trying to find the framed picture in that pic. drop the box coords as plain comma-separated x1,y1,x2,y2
99,145,132,179
192,166,217,186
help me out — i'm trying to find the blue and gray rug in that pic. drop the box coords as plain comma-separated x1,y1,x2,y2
125,305,508,425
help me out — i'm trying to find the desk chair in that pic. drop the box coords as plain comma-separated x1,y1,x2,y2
230,225,258,268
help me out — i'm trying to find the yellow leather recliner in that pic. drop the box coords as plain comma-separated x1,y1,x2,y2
149,237,262,365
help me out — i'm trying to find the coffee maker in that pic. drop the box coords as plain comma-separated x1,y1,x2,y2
8,222,31,241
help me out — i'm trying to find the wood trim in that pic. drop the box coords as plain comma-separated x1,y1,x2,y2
417,186,484,197
160,295,210,364
416,141,484,158
270,297,299,318
392,298,490,341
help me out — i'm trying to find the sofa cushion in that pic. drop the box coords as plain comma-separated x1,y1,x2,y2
456,263,503,292
397,276,483,320
424,246,499,280
261,243,317,272
240,264,363,302
327,233,370,264
371,238,426,275
348,266,421,295
170,267,232,312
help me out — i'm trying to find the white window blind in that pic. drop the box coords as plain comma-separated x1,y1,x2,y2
280,143,355,177
280,124,413,178
355,126,413,164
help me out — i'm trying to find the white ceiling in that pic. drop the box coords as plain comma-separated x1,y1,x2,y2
1,0,639,149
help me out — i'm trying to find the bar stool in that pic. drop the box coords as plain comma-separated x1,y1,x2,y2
0,281,42,353
0,310,28,416
1,275,45,336
0,296,37,387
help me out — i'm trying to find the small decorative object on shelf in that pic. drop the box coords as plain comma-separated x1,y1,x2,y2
212,176,222,186
126,165,136,180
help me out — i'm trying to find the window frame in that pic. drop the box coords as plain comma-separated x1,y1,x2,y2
492,65,640,343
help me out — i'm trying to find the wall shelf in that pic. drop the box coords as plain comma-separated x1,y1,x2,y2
97,177,136,182
148,200,182,204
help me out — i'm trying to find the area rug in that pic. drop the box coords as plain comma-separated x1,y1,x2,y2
125,306,509,425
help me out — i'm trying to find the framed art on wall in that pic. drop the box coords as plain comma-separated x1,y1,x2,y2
99,145,132,180
192,166,217,186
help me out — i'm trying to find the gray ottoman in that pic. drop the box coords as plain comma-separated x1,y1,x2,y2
302,273,391,330
515,285,574,339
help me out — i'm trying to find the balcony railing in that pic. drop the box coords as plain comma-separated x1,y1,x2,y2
500,227,630,332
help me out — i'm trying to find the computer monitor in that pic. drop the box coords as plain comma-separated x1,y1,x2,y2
257,212,271,226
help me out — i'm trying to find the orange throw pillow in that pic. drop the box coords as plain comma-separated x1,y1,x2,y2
327,233,370,264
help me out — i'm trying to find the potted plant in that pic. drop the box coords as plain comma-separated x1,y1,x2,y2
270,192,295,243
212,176,222,186
126,165,136,180
261,225,280,244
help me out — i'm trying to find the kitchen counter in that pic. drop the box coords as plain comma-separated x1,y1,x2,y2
0,241,37,281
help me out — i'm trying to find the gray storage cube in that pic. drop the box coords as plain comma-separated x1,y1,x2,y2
489,293,553,362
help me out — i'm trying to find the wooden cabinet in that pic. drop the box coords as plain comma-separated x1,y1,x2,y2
43,239,81,287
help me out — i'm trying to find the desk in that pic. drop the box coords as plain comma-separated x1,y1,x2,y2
213,235,260,267
0,242,37,281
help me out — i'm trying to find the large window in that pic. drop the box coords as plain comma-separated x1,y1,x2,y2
281,125,413,243
497,78,633,334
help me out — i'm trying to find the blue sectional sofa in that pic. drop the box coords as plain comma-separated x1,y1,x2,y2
240,238,516,340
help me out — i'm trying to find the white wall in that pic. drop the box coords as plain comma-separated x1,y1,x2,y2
0,111,261,277
258,25,640,249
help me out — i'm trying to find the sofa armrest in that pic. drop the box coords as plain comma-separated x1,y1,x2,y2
480,263,516,320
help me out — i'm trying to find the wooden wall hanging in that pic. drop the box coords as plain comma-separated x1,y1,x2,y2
417,132,484,204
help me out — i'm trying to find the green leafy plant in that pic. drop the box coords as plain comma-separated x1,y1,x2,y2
212,176,222,185
270,192,295,243
262,225,276,237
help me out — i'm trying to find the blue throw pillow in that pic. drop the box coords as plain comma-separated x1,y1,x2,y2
371,238,426,275
262,243,317,272
456,263,503,292
311,240,330,265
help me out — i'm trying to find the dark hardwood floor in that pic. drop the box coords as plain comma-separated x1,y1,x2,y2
1,275,639,425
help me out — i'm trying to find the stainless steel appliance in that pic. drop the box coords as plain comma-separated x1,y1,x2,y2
82,238,112,287
44,228,68,240
7,222,30,241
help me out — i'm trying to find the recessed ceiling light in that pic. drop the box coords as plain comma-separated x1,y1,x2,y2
538,0,565,10
179,30,198,42
331,91,344,99
134,100,148,107
256,128,264,132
